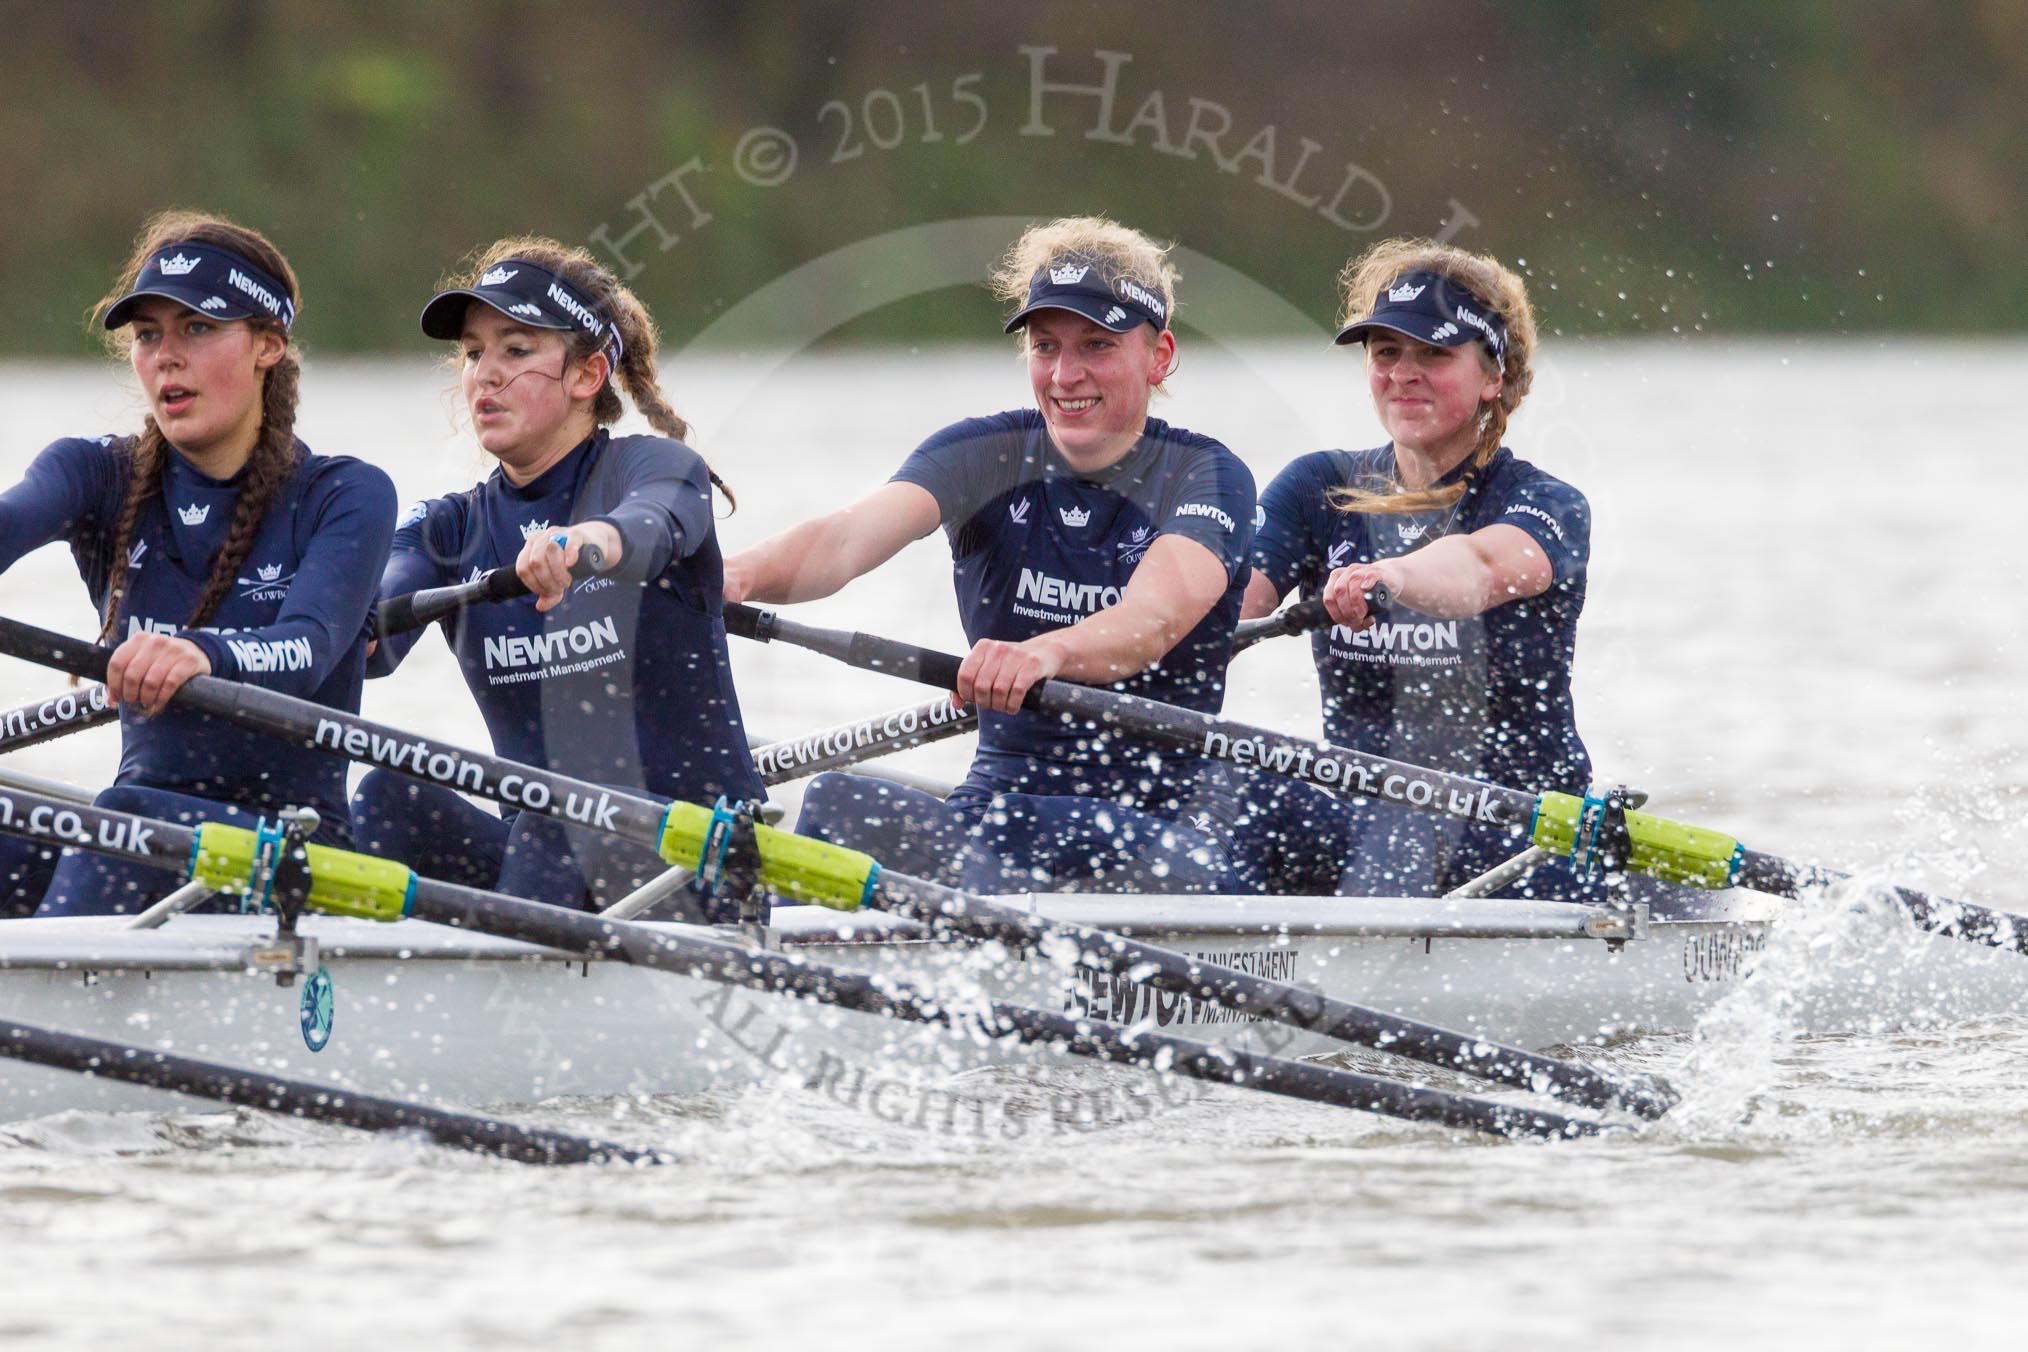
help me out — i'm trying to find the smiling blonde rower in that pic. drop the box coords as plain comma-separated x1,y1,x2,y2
725,217,1255,893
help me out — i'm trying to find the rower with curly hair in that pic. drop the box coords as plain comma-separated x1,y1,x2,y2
1236,238,1593,897
353,237,762,913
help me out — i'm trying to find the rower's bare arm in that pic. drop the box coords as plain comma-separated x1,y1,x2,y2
956,537,1227,714
1240,568,1285,620
1379,522,1555,619
724,482,941,604
1050,535,1229,682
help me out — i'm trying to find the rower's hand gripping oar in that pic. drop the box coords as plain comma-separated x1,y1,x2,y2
1230,584,1390,656
721,603,2028,961
375,542,608,639
0,546,613,755
0,615,1668,1123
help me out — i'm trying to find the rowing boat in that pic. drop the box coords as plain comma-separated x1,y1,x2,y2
4,608,2022,1140
2,879,2012,1124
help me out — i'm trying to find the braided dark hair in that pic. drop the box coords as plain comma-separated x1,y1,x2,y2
442,236,733,510
89,211,304,644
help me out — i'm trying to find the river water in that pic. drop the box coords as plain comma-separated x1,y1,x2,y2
1,344,2024,1348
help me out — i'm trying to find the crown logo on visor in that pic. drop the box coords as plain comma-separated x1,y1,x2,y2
158,253,202,277
1058,505,1091,527
177,502,211,526
480,266,519,287
1386,281,1426,303
1048,263,1089,286
257,562,283,582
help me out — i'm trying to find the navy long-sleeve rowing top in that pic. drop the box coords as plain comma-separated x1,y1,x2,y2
0,434,397,830
372,429,764,809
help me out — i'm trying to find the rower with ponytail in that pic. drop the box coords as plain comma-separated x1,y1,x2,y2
356,237,760,915
1233,238,1595,899
0,211,396,916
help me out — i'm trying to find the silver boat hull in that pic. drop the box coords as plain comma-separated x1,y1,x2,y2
0,889,2015,1122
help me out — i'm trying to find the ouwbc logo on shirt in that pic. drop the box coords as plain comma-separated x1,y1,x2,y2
1116,524,1156,564
237,561,295,602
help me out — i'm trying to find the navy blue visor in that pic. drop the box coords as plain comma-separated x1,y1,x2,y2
103,242,296,331
1004,258,1170,334
421,259,623,370
1334,270,1506,362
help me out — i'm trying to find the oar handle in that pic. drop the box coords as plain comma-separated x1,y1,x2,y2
1232,584,1391,654
729,591,1392,696
377,543,608,638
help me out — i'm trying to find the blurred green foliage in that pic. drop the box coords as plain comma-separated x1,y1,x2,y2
3,0,2022,355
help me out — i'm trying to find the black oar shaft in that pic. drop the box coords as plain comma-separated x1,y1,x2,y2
714,609,1687,1114
751,695,976,785
725,604,1541,830
1232,597,1330,654
0,687,117,755
199,678,1637,1114
0,1019,659,1166
1231,588,1386,656
375,543,608,639
870,872,1676,1119
1738,850,2028,956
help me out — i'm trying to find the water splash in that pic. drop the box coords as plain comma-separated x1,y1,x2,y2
1672,877,1938,1136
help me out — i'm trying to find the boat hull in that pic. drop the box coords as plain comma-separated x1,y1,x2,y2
0,890,2016,1122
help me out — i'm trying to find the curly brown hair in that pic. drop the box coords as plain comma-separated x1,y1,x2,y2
439,236,732,509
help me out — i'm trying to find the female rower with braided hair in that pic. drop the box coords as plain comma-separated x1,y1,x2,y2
1236,238,1594,897
356,237,761,914
0,211,396,916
